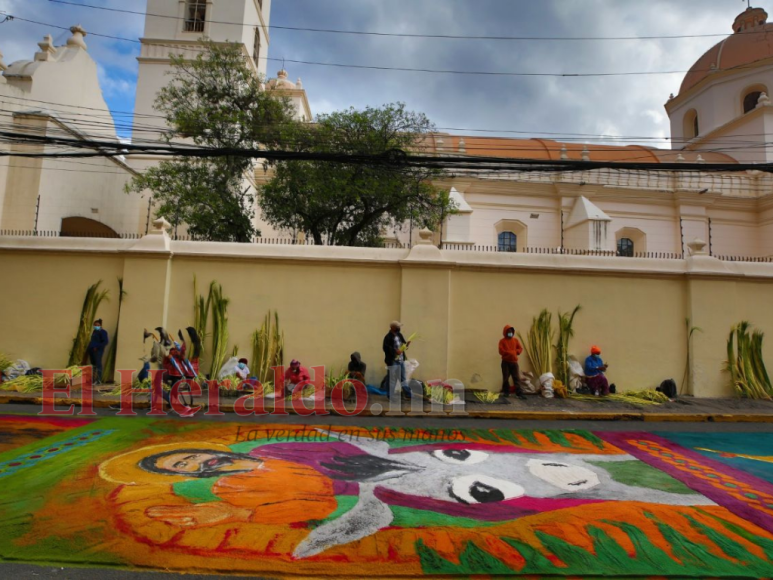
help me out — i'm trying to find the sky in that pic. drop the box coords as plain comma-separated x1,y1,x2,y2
0,0,759,144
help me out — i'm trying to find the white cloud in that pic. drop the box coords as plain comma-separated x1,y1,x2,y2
0,0,754,148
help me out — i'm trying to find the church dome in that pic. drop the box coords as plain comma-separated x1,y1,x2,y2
679,7,773,95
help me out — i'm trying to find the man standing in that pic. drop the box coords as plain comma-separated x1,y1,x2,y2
88,318,109,385
499,325,526,399
383,321,410,397
585,345,610,396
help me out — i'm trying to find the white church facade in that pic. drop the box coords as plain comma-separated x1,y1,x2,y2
0,2,772,259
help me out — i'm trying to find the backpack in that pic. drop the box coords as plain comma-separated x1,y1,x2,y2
657,379,678,399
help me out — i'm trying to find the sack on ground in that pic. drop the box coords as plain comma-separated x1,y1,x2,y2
657,379,678,399
519,371,539,395
540,372,555,399
404,359,420,381
568,357,585,391
3,360,30,381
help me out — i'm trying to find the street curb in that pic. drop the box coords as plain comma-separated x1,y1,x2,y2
1,394,772,422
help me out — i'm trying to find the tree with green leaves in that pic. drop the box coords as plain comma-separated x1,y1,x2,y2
258,103,455,246
126,41,297,242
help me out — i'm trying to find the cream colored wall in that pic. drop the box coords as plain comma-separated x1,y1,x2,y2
448,269,686,392
165,257,402,385
2,234,772,399
0,245,126,368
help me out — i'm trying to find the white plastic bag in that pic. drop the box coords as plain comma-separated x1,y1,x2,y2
404,359,420,381
568,357,585,391
540,372,555,399
217,357,240,380
3,360,30,381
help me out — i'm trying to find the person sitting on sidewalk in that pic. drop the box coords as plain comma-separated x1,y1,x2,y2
584,345,610,396
235,358,251,381
347,352,367,382
159,345,196,416
499,325,527,399
284,360,311,394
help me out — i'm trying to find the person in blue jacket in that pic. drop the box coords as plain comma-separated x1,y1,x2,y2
88,318,109,385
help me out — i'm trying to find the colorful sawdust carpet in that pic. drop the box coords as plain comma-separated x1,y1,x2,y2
0,414,772,577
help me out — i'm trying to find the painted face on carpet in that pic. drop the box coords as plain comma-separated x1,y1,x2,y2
1,417,773,578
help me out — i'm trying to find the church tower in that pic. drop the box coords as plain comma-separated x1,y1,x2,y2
132,0,272,144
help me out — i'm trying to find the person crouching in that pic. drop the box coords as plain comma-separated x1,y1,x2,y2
585,345,610,396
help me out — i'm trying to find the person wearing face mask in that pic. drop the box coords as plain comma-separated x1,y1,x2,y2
235,358,250,381
88,318,109,385
498,325,526,399
284,360,311,394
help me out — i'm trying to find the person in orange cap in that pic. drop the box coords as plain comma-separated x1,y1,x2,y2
585,345,610,396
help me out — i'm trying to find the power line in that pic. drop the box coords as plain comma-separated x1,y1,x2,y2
45,0,746,43
1,128,770,174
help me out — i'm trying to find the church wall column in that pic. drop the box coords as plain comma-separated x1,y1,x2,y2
399,230,451,382
115,219,174,376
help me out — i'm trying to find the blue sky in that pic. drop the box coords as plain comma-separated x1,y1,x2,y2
0,0,757,143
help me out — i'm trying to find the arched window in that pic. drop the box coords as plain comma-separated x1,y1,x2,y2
498,232,517,253
744,90,763,114
684,109,699,139
617,238,634,257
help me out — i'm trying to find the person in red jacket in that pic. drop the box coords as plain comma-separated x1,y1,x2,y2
284,360,311,394
499,325,526,399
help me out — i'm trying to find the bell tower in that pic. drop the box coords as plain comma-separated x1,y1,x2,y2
132,0,272,144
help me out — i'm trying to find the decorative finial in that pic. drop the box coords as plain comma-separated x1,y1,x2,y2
0,50,6,73
151,217,172,235
758,91,771,107
418,228,434,245
676,153,686,162
581,145,590,162
35,35,56,61
67,25,88,50
560,145,568,160
458,137,466,154
696,154,706,163
277,69,288,79
296,77,303,89
687,238,708,256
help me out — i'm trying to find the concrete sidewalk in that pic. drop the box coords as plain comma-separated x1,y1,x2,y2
2,389,772,422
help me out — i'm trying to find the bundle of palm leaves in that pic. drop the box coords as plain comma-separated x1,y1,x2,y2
519,309,554,376
68,281,110,367
727,321,772,400
101,278,125,384
569,389,668,406
556,305,581,386
0,352,13,376
424,383,455,405
208,283,230,378
251,311,284,385
0,375,44,393
474,390,501,404
324,368,355,399
192,276,211,361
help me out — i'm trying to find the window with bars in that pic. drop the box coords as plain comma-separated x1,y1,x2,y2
617,238,634,257
184,0,207,33
253,28,261,64
498,232,517,253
